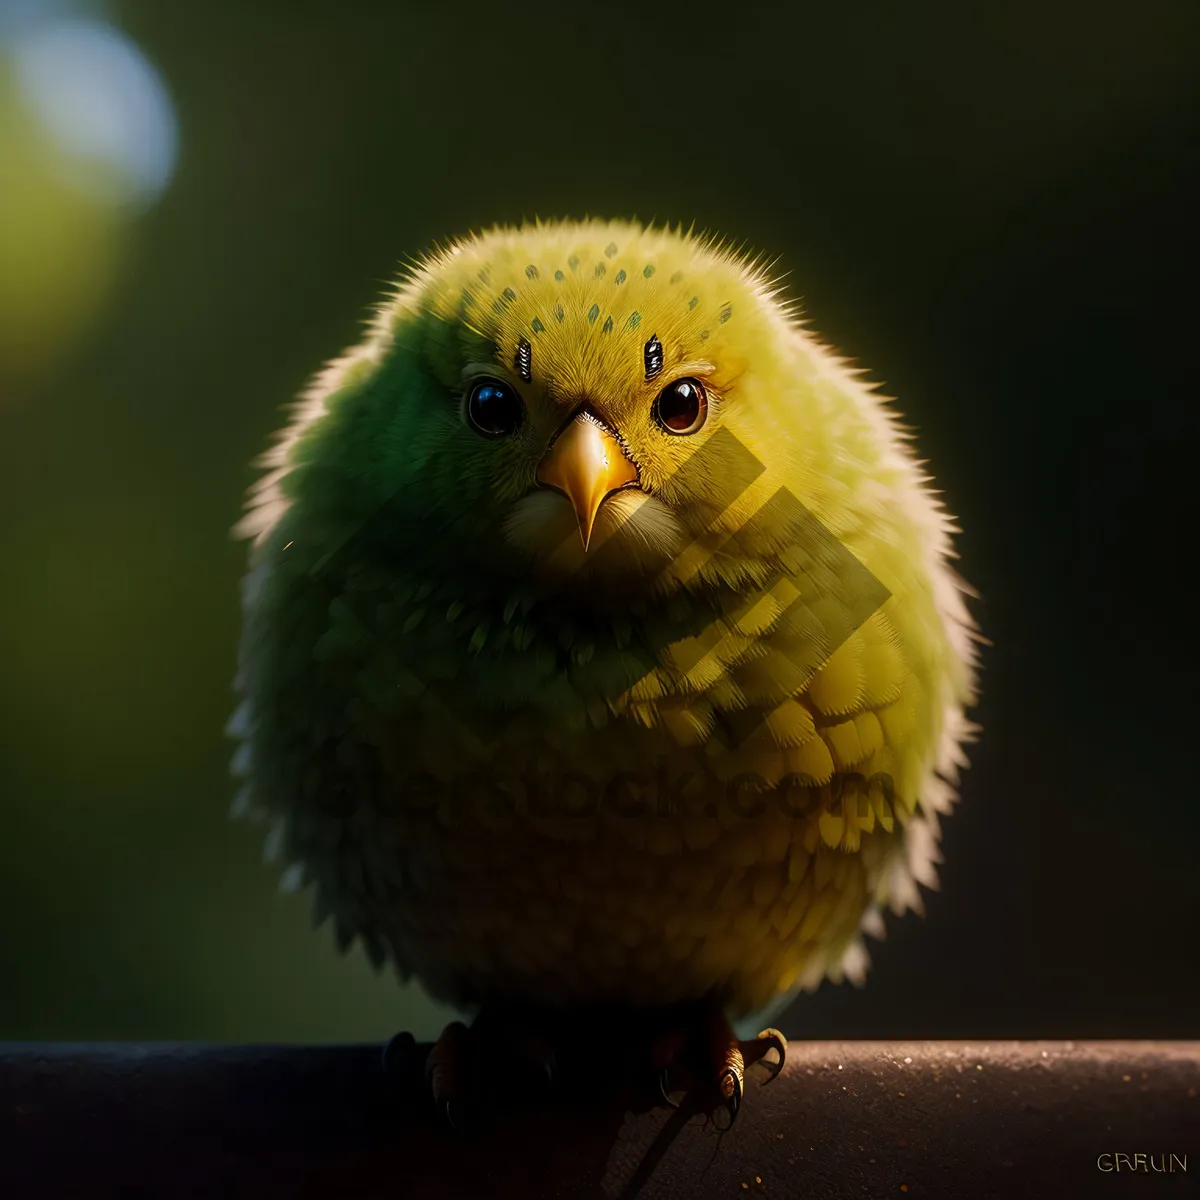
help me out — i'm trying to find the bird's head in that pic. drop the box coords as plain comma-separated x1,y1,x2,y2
250,220,825,609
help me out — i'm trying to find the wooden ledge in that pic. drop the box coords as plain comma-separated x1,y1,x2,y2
0,1040,1196,1197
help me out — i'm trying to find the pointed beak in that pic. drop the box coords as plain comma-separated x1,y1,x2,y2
535,411,640,550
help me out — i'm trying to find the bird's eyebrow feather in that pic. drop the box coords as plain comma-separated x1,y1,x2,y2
514,337,532,384
644,334,664,380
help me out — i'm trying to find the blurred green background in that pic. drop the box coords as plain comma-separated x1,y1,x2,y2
1,0,1197,1043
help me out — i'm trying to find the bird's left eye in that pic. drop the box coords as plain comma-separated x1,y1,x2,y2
465,379,524,438
653,377,708,436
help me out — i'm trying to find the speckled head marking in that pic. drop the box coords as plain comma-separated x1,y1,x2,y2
383,220,786,418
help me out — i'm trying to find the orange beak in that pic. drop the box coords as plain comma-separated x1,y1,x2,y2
535,412,639,550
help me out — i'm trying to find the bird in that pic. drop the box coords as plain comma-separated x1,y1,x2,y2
228,217,981,1127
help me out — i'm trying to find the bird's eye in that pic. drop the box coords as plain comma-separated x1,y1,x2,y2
653,377,708,435
465,379,524,438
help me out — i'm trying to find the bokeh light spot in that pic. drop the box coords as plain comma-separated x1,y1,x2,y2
10,16,178,209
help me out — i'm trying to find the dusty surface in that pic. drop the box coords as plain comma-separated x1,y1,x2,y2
0,1040,1196,1198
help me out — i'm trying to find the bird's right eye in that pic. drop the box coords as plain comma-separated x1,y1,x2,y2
465,379,524,438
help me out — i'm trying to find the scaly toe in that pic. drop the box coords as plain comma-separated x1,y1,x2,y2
743,1026,788,1084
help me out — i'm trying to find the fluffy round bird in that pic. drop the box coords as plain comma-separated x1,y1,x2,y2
229,217,981,1122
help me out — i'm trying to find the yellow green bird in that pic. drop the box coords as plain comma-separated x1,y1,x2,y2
229,217,981,1123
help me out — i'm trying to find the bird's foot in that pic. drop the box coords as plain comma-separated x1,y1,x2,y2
381,998,785,1133
382,1011,557,1130
652,999,787,1130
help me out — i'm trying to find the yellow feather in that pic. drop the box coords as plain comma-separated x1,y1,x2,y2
807,636,866,715
787,841,811,885
785,734,836,784
825,718,867,770
854,710,885,758
763,698,818,749
751,865,784,910
818,807,845,848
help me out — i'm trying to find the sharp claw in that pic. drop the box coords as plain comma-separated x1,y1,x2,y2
444,1098,467,1131
716,1067,742,1129
659,1067,681,1109
756,1028,788,1085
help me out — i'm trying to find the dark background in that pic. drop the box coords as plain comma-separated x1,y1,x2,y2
1,0,1196,1043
